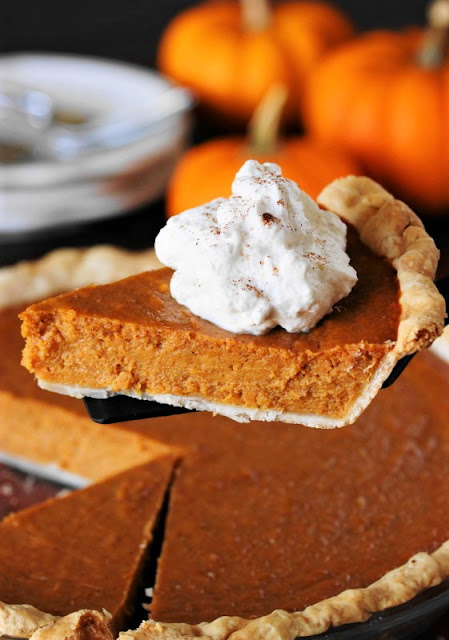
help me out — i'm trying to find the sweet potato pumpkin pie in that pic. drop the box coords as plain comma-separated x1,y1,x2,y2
0,457,175,635
20,176,445,428
2,244,449,639
2,352,449,640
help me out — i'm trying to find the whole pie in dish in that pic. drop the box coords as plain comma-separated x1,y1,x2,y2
20,176,445,428
1,246,449,639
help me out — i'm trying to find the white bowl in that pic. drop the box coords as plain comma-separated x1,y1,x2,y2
0,53,192,236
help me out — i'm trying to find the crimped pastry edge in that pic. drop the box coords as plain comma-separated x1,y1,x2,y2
2,540,448,640
121,543,449,640
0,245,161,310
317,176,446,359
2,186,448,639
0,604,113,640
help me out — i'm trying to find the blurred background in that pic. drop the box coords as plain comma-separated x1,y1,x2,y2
3,0,448,269
2,1,430,61
2,3,449,638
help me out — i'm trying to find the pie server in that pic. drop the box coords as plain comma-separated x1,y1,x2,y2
84,275,449,425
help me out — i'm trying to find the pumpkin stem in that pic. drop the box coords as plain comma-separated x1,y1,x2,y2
241,0,271,31
248,85,288,154
417,0,449,67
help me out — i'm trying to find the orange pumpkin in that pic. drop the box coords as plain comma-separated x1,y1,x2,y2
166,86,361,216
158,0,353,125
304,0,449,214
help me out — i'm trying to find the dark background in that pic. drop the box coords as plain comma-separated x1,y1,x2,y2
1,2,449,638
2,1,430,66
0,0,441,268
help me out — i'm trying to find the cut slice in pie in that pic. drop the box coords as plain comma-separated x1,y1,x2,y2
2,230,449,640
0,456,176,635
20,177,445,428
0,245,172,481
7,350,449,640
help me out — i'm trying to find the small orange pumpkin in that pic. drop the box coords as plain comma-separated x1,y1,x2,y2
304,0,449,215
167,86,361,216
158,0,353,125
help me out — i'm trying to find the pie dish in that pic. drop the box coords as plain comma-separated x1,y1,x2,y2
2,243,449,638
20,176,445,428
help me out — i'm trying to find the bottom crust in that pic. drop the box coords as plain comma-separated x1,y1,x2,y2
36,350,397,429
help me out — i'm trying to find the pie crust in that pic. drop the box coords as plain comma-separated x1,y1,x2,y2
0,603,112,640
122,543,449,639
1,223,449,639
20,177,446,428
0,601,58,638
2,539,449,640
0,244,162,308
317,176,445,358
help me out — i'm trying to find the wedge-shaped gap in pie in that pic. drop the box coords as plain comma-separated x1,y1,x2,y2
147,356,449,630
0,455,176,636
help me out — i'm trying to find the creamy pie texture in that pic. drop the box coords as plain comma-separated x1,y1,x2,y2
20,176,446,428
1,176,449,640
2,349,449,640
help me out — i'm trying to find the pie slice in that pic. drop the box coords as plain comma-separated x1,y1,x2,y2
0,456,176,634
0,245,173,482
2,238,449,640
20,177,445,428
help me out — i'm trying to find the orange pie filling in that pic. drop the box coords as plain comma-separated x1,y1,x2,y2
1,350,449,639
149,350,449,625
0,236,448,639
20,229,400,427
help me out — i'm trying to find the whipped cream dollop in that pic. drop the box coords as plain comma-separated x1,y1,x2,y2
155,160,357,335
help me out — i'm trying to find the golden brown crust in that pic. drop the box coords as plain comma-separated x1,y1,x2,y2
117,542,449,640
0,601,58,638
30,610,113,640
0,601,112,640
0,245,161,309
317,176,445,358
3,541,449,640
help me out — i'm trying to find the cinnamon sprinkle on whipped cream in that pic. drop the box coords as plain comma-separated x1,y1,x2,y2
155,160,357,335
